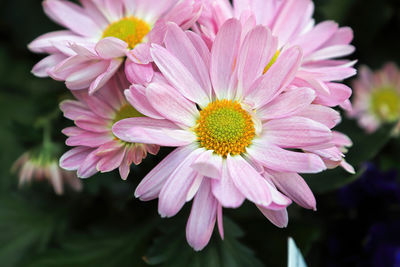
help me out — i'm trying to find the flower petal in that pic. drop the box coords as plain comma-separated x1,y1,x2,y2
150,44,210,107
248,141,326,173
112,117,196,146
269,171,316,210
211,161,245,208
146,82,199,128
227,155,272,206
210,18,241,99
135,145,195,200
158,148,203,217
257,206,288,228
186,178,217,251
246,46,302,108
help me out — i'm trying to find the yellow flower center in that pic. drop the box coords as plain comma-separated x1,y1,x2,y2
113,104,144,124
371,87,400,121
102,16,151,49
195,100,255,157
263,50,280,74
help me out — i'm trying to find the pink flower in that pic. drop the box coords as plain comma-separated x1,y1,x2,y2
28,0,201,94
196,0,356,109
59,71,159,179
112,20,339,250
12,151,82,195
349,63,400,133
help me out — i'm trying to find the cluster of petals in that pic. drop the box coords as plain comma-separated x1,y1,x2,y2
12,152,82,195
27,0,358,252
29,0,201,94
59,72,159,179
111,19,350,250
349,63,400,133
196,0,356,110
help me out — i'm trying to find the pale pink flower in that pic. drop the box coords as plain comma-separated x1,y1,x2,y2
59,71,159,179
349,63,400,133
112,20,338,250
28,0,201,94
196,0,356,110
12,151,82,195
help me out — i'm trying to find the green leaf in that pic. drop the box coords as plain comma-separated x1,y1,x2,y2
26,221,156,267
145,217,264,267
0,195,67,267
305,119,396,193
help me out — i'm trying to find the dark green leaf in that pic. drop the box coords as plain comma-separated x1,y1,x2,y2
145,217,264,267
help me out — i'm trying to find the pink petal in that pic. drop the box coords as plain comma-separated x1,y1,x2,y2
315,82,353,107
66,132,112,147
88,58,123,95
262,117,332,148
292,21,338,56
186,179,217,251
257,206,288,228
28,30,84,54
307,45,355,61
95,37,128,59
97,147,126,173
323,27,354,46
269,171,316,210
32,54,66,77
211,161,245,208
75,115,110,133
186,174,204,202
43,0,101,37
150,44,210,107
271,0,311,46
246,46,302,108
59,100,92,120
257,88,316,120
158,148,203,217
236,25,276,96
248,141,326,173
185,30,211,72
146,82,199,127
217,204,224,239
77,150,101,178
60,146,94,170
125,61,154,85
112,117,196,146
297,105,341,129
124,86,163,119
210,18,241,99
135,145,195,201
66,61,109,90
227,155,272,206
191,150,223,179
164,22,211,99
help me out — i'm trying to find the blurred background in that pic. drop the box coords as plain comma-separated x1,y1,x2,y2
1,0,400,266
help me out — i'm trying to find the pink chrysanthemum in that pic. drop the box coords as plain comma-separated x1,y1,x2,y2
112,20,341,250
196,0,356,110
28,0,201,94
59,72,159,179
12,151,82,195
349,63,400,133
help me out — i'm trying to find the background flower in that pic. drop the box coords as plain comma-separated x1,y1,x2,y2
29,0,201,94
59,71,159,179
349,63,400,133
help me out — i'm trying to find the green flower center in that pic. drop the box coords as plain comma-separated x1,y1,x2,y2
113,104,144,124
195,100,255,157
370,87,400,121
102,16,151,50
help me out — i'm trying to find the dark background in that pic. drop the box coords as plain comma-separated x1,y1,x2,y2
1,0,400,266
